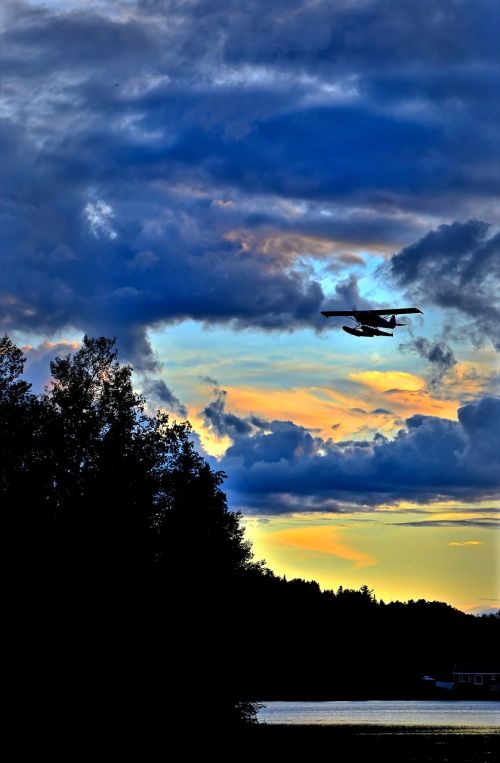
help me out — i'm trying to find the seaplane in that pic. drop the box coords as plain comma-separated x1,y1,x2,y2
320,307,422,337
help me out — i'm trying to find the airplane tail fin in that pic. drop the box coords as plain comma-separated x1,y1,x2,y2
389,315,406,328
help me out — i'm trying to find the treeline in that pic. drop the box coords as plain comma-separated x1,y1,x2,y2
237,577,499,699
2,336,498,734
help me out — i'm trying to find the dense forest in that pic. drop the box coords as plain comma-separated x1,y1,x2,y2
2,336,498,733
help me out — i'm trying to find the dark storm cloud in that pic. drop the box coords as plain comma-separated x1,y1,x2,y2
389,221,500,349
201,376,220,388
202,387,254,438
2,1,499,364
203,395,500,513
3,3,157,77
400,337,457,392
139,0,499,71
142,377,187,417
0,114,329,366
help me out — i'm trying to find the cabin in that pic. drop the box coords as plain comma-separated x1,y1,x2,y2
452,665,500,694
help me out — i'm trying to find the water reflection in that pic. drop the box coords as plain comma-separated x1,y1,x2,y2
258,700,500,729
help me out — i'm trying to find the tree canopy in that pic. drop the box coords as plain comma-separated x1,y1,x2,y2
2,335,259,729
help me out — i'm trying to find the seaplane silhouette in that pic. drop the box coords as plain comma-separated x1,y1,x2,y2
321,307,422,337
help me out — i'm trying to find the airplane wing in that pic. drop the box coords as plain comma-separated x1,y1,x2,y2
372,308,422,315
321,307,422,317
321,310,358,317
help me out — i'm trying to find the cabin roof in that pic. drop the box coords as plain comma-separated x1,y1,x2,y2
453,664,500,674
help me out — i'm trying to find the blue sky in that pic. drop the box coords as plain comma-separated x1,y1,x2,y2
1,0,499,611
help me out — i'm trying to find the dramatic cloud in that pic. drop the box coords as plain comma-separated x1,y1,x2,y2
400,337,457,392
199,392,500,513
202,386,254,438
2,1,499,365
389,221,500,349
142,377,187,417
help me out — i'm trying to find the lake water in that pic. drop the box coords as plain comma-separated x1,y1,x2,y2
258,700,500,729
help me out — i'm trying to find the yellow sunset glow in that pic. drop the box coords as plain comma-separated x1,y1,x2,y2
244,515,499,611
188,411,232,457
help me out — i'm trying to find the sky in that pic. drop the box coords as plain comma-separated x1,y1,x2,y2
1,0,499,613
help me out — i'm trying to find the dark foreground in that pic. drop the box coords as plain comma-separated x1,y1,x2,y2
234,725,500,761
29,715,500,759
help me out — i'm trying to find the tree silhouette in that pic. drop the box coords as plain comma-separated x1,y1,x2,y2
1,336,32,508
2,335,260,731
1,335,49,568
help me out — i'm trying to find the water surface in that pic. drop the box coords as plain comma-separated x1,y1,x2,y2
258,700,500,730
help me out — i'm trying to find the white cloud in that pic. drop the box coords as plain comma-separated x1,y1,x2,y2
84,200,117,240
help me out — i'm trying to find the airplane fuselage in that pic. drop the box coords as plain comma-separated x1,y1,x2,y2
355,312,395,328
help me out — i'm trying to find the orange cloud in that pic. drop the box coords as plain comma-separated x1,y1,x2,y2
224,229,364,265
191,360,474,450
349,370,425,392
448,540,484,547
211,385,367,439
349,370,462,421
269,526,377,568
22,340,80,352
214,382,459,441
446,361,495,398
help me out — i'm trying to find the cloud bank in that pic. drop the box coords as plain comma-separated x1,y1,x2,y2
199,392,500,513
2,1,499,365
389,221,500,349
